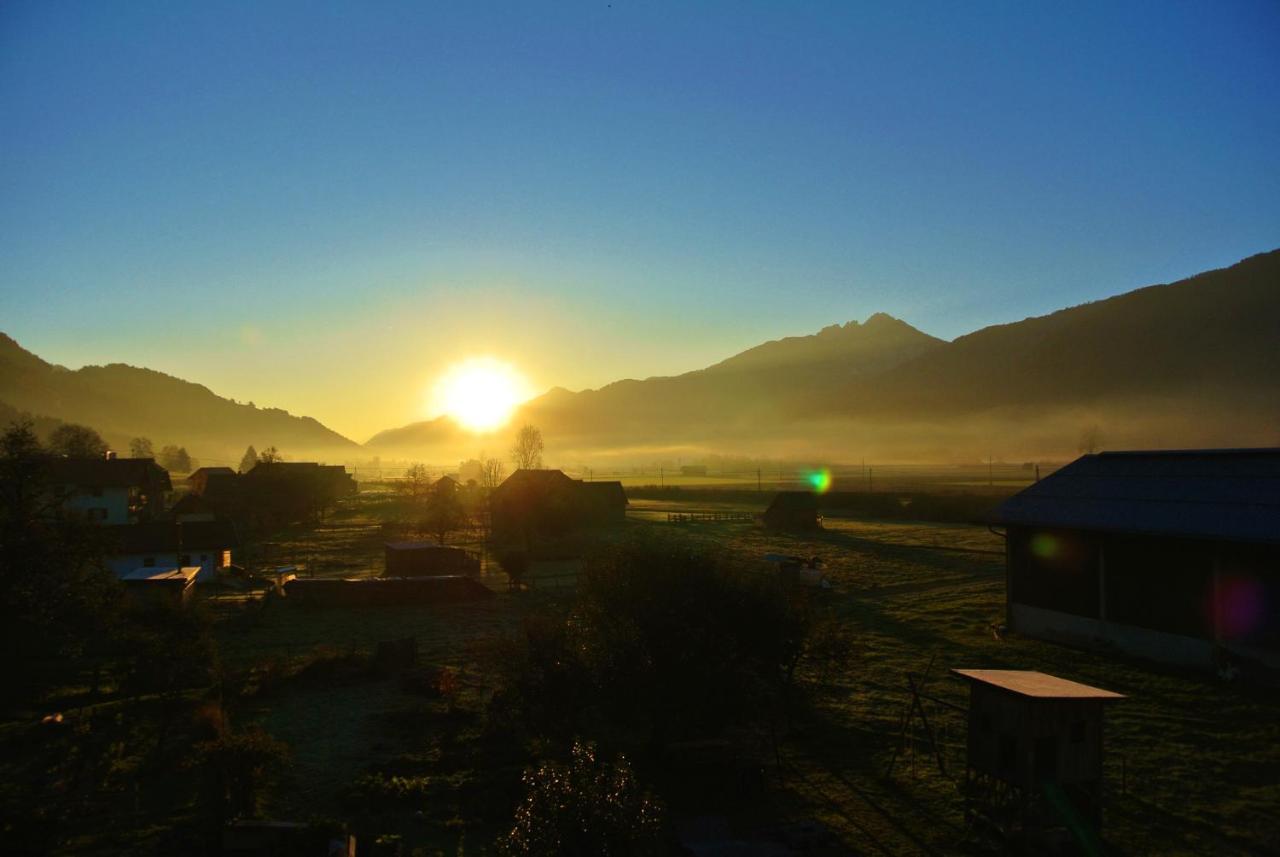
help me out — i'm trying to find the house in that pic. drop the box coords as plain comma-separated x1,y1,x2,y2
489,469,628,543
46,454,171,524
187,466,237,496
239,461,356,522
121,566,201,609
168,492,218,522
384,541,481,577
988,448,1280,669
105,519,240,581
761,491,822,531
952,669,1124,844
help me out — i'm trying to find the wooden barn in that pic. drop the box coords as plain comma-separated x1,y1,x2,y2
490,469,628,543
761,491,822,531
989,448,1280,670
953,669,1124,847
384,541,480,577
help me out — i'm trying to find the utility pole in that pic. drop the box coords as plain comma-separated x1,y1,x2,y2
757,468,761,492
660,467,664,488
868,466,873,493
988,453,993,487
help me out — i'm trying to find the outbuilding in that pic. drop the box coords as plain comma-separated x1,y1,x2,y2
384,541,480,577
989,448,1280,670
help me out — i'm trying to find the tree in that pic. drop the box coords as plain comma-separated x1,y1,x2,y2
158,445,193,473
421,478,468,545
0,420,120,705
238,445,259,473
511,425,544,470
1077,425,1103,455
47,423,108,458
258,446,282,464
129,436,154,459
481,457,506,490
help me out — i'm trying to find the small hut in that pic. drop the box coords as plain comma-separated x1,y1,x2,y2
384,542,480,577
953,669,1124,847
761,492,822,531
121,566,200,609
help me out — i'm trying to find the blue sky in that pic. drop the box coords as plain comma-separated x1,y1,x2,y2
2,1,1278,440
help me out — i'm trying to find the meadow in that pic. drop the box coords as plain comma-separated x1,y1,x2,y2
194,487,1280,856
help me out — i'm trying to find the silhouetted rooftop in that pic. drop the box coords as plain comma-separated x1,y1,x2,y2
46,457,171,491
989,448,1280,544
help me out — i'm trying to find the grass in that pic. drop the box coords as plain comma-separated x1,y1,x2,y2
14,484,1273,854
210,488,1280,854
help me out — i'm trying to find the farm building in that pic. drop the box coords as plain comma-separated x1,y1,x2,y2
187,466,236,495
952,669,1124,845
761,491,823,531
46,454,171,524
106,519,239,581
121,566,201,609
490,469,628,542
989,448,1280,669
385,541,480,577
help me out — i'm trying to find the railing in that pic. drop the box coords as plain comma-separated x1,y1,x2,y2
667,511,755,523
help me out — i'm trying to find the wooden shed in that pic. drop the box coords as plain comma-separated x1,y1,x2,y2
761,491,822,531
953,669,1124,847
121,566,200,609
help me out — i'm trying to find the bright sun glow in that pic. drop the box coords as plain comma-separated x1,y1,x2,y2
431,357,530,432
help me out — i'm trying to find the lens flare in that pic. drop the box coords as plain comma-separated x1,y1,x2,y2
1219,575,1265,639
1030,533,1059,559
807,468,833,493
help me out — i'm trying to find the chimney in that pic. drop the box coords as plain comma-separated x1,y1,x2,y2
104,450,117,461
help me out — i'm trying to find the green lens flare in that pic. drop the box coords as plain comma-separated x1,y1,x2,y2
807,468,832,493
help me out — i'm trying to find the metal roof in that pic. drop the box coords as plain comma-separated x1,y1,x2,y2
952,669,1125,700
988,448,1280,544
121,566,201,583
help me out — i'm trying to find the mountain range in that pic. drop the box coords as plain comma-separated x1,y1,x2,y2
4,249,1278,463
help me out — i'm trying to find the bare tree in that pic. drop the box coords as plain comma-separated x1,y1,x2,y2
481,457,506,489
129,437,154,459
259,446,282,464
1077,425,1103,455
511,425,544,470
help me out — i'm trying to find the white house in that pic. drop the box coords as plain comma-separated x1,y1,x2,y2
47,455,171,525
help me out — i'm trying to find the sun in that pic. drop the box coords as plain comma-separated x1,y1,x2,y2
431,357,529,432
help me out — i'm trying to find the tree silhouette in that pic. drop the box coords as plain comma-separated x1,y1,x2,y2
129,436,154,459
238,445,258,473
511,425,544,470
48,423,108,458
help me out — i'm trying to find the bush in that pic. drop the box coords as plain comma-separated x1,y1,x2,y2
490,532,811,748
497,741,666,857
343,772,433,811
195,726,291,821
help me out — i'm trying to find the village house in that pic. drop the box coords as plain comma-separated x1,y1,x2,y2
105,519,240,581
989,448,1280,670
46,453,171,524
489,469,628,543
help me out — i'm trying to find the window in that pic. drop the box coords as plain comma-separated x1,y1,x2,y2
222,550,232,567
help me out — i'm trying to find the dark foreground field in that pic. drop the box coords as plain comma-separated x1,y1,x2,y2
5,488,1277,855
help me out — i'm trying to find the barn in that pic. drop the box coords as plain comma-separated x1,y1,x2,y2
490,469,628,543
989,448,1280,670
761,491,823,531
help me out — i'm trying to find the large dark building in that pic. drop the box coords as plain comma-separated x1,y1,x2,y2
989,448,1280,669
489,469,627,543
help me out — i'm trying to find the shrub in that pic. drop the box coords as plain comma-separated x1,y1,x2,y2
497,741,666,857
195,726,291,821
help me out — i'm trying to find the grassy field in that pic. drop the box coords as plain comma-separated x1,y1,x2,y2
186,487,1280,855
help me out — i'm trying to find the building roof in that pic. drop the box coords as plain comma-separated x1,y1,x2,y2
45,456,172,491
495,469,578,493
122,566,200,583
579,480,628,506
109,520,240,553
952,669,1125,700
188,466,236,481
765,491,819,512
988,448,1280,544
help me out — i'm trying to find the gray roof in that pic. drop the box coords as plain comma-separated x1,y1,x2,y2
989,448,1280,544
